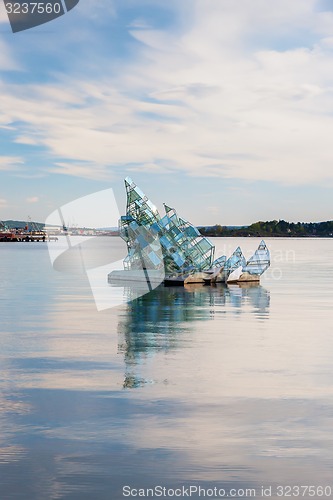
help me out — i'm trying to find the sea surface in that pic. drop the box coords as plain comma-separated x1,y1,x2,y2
0,237,333,500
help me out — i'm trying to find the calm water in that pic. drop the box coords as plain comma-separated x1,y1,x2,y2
0,238,333,499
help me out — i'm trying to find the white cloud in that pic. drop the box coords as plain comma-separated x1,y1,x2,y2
0,3,19,68
75,0,117,20
0,198,8,208
0,1,8,23
26,196,39,203
127,18,152,30
49,162,111,181
14,136,38,145
0,39,19,70
0,156,24,171
1,0,333,185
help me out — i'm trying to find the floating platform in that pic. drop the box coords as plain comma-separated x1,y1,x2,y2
109,269,261,287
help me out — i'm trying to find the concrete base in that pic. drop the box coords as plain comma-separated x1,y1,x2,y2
237,272,260,283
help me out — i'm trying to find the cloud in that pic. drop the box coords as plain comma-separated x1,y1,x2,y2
0,39,19,70
26,197,39,203
75,0,117,20
14,136,38,145
0,156,24,171
48,162,112,181
1,0,333,185
0,198,8,208
0,1,8,23
0,4,19,69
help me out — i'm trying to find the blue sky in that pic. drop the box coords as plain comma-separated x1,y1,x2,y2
1,0,333,225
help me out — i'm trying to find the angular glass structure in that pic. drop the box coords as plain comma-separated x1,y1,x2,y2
224,247,246,273
241,240,270,276
115,178,270,284
120,177,215,276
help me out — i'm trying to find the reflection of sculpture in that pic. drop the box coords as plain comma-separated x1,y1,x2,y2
110,178,270,285
118,283,270,388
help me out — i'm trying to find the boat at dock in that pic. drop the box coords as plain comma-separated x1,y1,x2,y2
0,220,47,242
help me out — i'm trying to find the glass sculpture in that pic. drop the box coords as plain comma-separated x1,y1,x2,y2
116,178,270,284
120,177,215,276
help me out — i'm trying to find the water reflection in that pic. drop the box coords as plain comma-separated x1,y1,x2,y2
2,239,333,498
0,387,30,465
118,283,270,388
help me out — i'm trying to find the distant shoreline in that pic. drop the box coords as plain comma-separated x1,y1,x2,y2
204,235,333,238
3,219,333,239
199,220,333,238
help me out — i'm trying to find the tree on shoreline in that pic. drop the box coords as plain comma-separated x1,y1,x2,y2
199,220,333,237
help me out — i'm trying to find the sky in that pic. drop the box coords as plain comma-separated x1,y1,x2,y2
1,0,333,226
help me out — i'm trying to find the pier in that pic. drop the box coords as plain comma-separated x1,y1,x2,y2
0,231,47,242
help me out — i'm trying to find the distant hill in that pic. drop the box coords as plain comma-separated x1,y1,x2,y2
199,220,333,237
3,220,45,230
